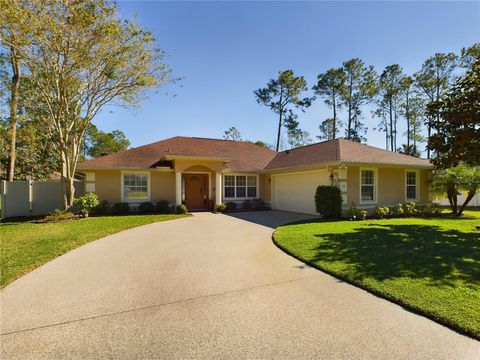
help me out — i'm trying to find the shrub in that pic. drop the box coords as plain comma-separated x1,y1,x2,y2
402,202,418,217
431,204,443,216
44,209,76,222
93,200,111,215
315,185,342,218
225,201,237,212
252,198,266,209
374,206,390,219
156,200,172,214
216,204,227,213
242,199,253,209
139,202,155,213
348,206,367,221
422,203,443,217
391,204,405,217
111,202,130,214
73,193,100,217
176,204,188,214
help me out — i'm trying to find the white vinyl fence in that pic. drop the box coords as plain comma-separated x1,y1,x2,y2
0,180,84,219
434,192,480,207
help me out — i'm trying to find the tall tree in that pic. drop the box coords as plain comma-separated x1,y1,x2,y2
223,126,242,141
254,69,311,151
0,22,24,181
312,68,345,139
400,76,414,150
375,64,405,151
248,140,272,149
401,95,425,156
88,129,130,158
414,52,458,158
1,0,174,208
427,59,480,168
459,43,480,69
317,118,336,141
340,58,377,142
287,128,312,149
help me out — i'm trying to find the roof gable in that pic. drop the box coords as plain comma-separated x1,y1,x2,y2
264,139,431,170
78,136,278,171
78,137,431,172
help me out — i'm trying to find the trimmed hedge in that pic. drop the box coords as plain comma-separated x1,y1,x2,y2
156,200,172,214
139,202,155,213
111,202,130,214
315,185,342,218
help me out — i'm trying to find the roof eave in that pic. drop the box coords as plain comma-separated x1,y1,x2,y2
163,154,231,162
263,160,433,173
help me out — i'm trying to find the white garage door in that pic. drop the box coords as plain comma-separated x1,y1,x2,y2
272,170,330,215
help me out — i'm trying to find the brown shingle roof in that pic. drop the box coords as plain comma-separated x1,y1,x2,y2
78,137,431,172
264,138,431,170
78,136,278,172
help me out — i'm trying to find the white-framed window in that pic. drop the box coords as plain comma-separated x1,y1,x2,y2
405,170,419,201
224,174,258,199
360,168,377,204
122,172,149,202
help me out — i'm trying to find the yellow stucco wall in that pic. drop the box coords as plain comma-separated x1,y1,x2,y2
93,170,122,203
346,165,431,208
150,171,176,202
259,174,271,202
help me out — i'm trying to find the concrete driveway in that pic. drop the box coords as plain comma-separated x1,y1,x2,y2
1,211,478,359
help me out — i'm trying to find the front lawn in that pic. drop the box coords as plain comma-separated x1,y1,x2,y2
273,210,480,339
0,214,187,288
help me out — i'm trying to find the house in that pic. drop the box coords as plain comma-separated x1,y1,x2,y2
77,136,433,214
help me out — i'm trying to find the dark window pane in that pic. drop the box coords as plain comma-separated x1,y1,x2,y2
236,187,246,198
247,187,257,198
361,185,374,200
407,172,416,185
361,170,374,185
224,176,235,187
224,187,235,198
247,176,256,186
236,176,246,186
407,186,416,199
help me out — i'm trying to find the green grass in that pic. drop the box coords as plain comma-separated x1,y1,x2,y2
273,210,480,339
1,214,187,288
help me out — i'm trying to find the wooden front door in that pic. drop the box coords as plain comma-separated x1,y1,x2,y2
184,173,208,210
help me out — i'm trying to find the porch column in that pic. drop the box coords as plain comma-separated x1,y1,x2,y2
175,171,182,206
215,172,222,206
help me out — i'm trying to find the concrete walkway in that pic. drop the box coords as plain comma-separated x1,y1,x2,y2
1,211,478,359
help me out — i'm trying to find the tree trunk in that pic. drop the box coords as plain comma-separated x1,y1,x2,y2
60,149,76,210
427,121,432,159
347,102,352,140
406,93,410,149
7,46,20,181
276,90,283,152
276,110,283,152
332,90,337,139
457,191,475,216
389,100,394,151
447,189,458,214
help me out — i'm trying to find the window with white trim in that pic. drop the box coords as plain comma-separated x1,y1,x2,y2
224,175,257,199
360,169,376,202
406,171,418,200
123,173,148,201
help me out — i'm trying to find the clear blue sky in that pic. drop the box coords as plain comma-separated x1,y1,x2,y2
94,1,480,152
